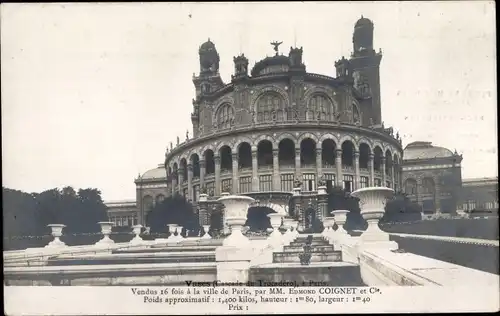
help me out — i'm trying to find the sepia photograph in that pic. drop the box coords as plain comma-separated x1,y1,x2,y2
2,1,498,314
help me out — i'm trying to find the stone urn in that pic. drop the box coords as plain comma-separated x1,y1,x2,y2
45,224,67,248
201,225,211,239
321,217,335,240
216,195,255,247
176,226,184,242
267,213,284,247
351,187,397,248
167,224,178,242
95,222,115,246
331,210,350,235
130,224,143,244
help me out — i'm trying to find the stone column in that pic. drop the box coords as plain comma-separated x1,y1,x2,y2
381,157,387,186
178,168,184,194
199,160,206,189
368,153,375,187
251,149,258,191
317,186,328,222
171,172,178,195
335,149,343,187
187,164,193,201
272,149,280,191
295,147,301,177
316,148,322,179
214,155,221,196
391,164,395,190
354,151,360,191
231,153,239,194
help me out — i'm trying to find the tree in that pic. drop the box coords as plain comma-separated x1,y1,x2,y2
145,194,197,234
3,187,41,238
3,186,109,249
382,191,422,223
327,185,366,230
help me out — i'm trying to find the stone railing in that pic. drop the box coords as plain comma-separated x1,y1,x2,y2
4,261,217,286
325,187,500,287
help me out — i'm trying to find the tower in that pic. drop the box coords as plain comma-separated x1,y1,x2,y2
232,54,249,80
192,39,225,137
349,16,383,125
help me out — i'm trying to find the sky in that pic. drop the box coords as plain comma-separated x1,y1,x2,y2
1,2,497,201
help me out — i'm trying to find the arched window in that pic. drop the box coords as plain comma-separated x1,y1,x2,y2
155,194,165,204
143,195,154,211
309,94,333,121
216,103,234,129
404,179,418,195
422,178,435,195
257,93,282,122
353,104,361,124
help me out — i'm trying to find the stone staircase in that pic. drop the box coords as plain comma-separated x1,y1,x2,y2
249,235,365,286
273,236,342,264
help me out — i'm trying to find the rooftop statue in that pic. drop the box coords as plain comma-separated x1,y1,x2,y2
186,130,189,141
270,41,283,55
177,136,180,145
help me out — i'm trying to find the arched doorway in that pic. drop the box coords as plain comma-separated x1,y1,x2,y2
245,206,276,232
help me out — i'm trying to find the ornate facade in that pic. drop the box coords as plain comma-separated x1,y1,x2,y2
156,17,403,231
106,17,497,227
401,141,463,216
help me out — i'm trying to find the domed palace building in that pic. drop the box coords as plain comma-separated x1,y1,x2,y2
106,17,497,228
133,17,404,231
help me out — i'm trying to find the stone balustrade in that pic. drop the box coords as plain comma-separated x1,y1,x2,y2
4,262,217,286
4,188,499,287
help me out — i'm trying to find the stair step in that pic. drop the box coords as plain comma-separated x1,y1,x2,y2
249,262,365,286
47,255,216,265
273,251,342,263
289,240,329,247
284,245,334,252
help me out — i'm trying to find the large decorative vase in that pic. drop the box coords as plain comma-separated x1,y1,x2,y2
331,210,350,235
201,225,211,239
216,195,255,247
175,226,184,242
95,222,115,246
267,213,284,247
130,224,143,244
167,224,178,242
321,217,335,239
351,187,395,245
45,224,67,248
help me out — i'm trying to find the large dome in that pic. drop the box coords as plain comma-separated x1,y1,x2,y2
355,16,373,28
200,39,216,51
250,55,291,77
403,141,454,160
140,164,166,180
